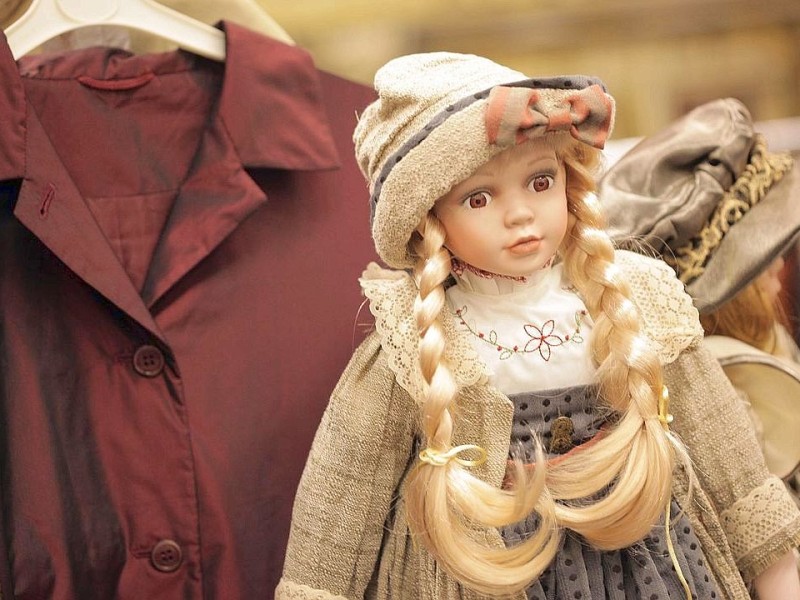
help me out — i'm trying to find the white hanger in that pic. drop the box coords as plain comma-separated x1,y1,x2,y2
4,0,227,61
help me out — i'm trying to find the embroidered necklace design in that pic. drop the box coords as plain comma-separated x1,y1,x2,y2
450,256,555,283
455,306,588,361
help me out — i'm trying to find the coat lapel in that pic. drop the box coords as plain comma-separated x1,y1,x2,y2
138,116,267,308
14,109,165,343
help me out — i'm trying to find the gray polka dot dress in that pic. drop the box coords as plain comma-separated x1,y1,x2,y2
501,385,720,600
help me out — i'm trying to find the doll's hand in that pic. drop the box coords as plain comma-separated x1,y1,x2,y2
753,550,800,599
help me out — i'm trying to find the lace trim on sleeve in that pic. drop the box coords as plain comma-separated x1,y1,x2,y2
275,578,350,600
360,262,487,401
719,475,800,579
616,250,704,364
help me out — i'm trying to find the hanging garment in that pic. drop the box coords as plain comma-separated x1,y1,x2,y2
0,22,376,600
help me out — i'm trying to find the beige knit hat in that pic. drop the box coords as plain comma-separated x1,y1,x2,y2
354,52,616,269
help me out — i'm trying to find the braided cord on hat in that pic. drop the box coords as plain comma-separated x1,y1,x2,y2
667,136,794,285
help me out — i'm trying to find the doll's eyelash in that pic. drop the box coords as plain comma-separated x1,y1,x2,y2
461,189,489,201
532,168,558,180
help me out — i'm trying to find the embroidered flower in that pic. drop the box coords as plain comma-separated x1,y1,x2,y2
455,307,587,361
523,320,564,360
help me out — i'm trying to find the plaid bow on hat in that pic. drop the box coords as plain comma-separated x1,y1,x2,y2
485,85,613,149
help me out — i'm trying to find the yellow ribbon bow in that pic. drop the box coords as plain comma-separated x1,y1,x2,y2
418,444,488,467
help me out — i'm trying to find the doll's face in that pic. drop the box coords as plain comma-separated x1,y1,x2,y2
755,256,785,304
433,140,568,278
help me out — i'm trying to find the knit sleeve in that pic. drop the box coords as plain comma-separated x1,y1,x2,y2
665,342,800,582
276,332,417,600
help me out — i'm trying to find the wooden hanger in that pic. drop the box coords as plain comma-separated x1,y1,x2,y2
4,0,227,60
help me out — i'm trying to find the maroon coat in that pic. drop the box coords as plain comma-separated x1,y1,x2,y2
0,22,376,599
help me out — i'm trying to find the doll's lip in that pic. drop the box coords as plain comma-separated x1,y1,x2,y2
507,236,541,255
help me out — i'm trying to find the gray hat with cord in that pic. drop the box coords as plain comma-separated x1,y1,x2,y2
598,98,799,314
353,52,615,269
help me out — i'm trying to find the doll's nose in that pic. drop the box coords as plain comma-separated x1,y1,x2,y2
505,195,535,227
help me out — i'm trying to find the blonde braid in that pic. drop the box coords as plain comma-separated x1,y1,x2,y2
404,215,561,596
551,145,679,547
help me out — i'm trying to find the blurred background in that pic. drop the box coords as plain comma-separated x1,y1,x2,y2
265,0,800,141
2,0,800,141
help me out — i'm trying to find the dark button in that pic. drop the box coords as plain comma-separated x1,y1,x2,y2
549,415,575,454
150,539,182,573
133,345,165,378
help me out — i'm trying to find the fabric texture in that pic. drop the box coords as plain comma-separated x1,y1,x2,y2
360,261,488,401
598,97,800,314
0,24,377,599
703,333,800,479
503,387,720,599
508,509,719,600
507,385,603,459
352,52,614,268
664,344,800,583
278,249,800,599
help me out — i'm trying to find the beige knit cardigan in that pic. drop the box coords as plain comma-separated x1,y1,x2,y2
277,251,800,600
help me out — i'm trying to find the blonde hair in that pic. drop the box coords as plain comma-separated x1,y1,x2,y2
403,136,684,596
700,279,784,353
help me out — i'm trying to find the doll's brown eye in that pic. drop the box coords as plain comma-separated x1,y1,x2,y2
530,175,555,192
465,191,491,209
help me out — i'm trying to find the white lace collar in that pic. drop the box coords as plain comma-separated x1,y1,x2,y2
447,264,595,394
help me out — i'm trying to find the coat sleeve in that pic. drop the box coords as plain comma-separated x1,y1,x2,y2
665,341,800,582
276,332,417,600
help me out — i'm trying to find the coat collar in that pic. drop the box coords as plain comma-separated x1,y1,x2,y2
0,24,341,344
0,21,340,177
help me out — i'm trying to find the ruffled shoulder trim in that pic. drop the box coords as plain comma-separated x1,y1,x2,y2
616,250,704,364
360,262,487,401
